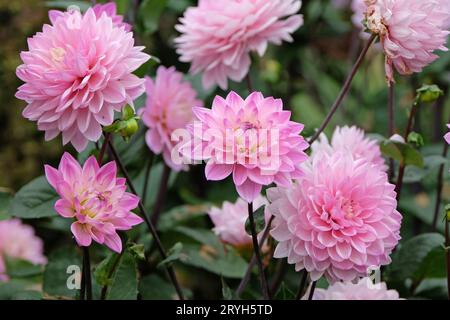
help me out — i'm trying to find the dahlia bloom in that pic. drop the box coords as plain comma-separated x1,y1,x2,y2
174,0,303,90
184,91,309,203
0,219,47,282
363,0,450,83
312,126,387,171
92,2,131,31
141,66,203,171
208,195,268,247
306,277,402,300
16,7,150,152
351,0,366,29
445,124,450,144
45,152,143,253
268,151,402,282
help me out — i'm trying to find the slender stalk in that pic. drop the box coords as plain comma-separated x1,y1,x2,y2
98,133,111,165
151,164,171,225
236,216,274,297
82,246,93,300
269,259,287,296
80,256,86,300
433,112,450,230
295,270,308,300
388,83,395,181
308,35,376,145
247,202,270,300
246,73,254,93
446,217,450,299
107,141,185,300
395,103,418,200
308,281,317,301
142,153,154,207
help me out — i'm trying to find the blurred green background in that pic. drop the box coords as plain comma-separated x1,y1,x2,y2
1,0,450,300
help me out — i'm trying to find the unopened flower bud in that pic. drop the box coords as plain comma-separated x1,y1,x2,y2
416,84,443,104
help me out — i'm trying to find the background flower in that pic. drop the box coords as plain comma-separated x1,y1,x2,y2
175,0,303,90
16,7,149,151
305,277,402,300
208,195,269,247
45,152,143,253
141,66,203,171
92,2,131,31
268,151,402,282
312,126,387,171
0,219,46,282
364,0,450,83
445,124,450,144
184,91,309,202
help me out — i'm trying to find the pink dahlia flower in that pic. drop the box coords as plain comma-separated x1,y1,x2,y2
306,277,402,300
174,0,303,90
364,0,450,83
45,152,143,253
141,66,203,171
92,2,131,31
208,195,269,247
445,124,450,144
0,219,47,282
268,151,402,282
312,126,387,171
351,0,367,29
184,91,309,203
16,7,150,152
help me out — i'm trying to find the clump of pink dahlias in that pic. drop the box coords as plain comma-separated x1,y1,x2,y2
0,219,47,281
183,91,309,203
45,153,143,253
174,0,303,90
312,126,387,171
208,195,268,247
141,66,203,171
16,7,150,152
363,0,450,83
268,151,402,282
305,277,402,300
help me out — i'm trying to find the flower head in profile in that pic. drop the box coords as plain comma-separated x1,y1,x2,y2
175,0,303,90
445,124,450,145
45,153,143,253
16,7,150,151
0,219,47,282
312,126,386,171
363,0,450,83
141,66,203,171
184,91,309,203
208,195,269,247
305,277,402,300
268,151,402,282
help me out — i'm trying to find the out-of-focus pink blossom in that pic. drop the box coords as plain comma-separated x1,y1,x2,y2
305,277,402,300
183,91,309,203
16,7,149,151
208,195,269,247
45,153,143,253
268,151,402,283
92,2,132,31
175,0,303,90
141,66,203,171
0,219,47,282
445,124,450,144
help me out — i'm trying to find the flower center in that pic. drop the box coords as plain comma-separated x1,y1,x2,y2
50,47,66,63
241,121,257,131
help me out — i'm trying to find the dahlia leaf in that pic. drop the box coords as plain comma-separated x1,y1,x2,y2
9,176,59,219
104,251,138,300
245,205,266,236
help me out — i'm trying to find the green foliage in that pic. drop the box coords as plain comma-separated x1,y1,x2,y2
103,251,139,300
9,176,58,219
381,139,424,168
385,233,446,288
137,0,167,35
